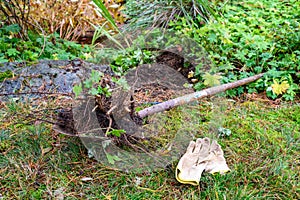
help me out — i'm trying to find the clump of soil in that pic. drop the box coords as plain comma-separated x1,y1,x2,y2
156,51,194,79
134,83,176,106
54,51,194,149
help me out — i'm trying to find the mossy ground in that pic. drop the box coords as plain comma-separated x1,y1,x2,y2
0,97,299,199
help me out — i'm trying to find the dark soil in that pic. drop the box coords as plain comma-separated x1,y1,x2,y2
156,51,195,79
54,51,194,146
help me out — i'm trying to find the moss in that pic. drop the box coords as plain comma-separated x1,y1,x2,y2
0,70,13,82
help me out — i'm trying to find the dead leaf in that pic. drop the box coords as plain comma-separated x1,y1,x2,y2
271,80,289,95
203,73,222,86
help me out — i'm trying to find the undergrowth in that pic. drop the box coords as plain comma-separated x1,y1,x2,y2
169,0,300,100
0,24,94,62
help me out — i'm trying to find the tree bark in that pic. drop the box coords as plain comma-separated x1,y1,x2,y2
137,73,265,118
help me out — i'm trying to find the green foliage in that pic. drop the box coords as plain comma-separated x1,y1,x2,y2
92,0,120,32
266,75,299,100
169,0,300,100
105,153,122,165
73,70,112,98
73,54,139,97
124,0,216,30
0,0,29,40
106,129,126,137
1,23,20,33
73,83,83,97
0,24,94,62
0,70,13,82
110,48,155,76
217,127,231,137
73,47,148,97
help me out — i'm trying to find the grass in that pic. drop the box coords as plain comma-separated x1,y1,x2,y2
0,97,299,199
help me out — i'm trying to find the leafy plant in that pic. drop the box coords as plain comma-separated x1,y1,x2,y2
271,80,289,96
217,127,231,137
73,47,153,98
110,48,155,76
73,70,113,98
73,83,83,97
266,75,299,100
202,72,222,87
106,129,126,137
0,24,94,62
105,152,122,165
169,0,300,100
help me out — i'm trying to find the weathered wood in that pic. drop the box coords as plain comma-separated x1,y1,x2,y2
137,73,265,118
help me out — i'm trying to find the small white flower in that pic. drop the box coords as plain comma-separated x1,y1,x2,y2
81,177,93,181
135,177,142,186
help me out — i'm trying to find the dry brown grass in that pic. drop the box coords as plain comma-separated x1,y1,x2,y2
1,0,126,41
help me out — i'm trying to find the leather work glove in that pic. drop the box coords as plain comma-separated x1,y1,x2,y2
175,138,213,186
204,139,231,174
175,137,230,185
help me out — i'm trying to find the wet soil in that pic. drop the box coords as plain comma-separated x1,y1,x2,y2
53,51,195,141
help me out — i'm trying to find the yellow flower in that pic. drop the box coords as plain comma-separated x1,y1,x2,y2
53,54,58,60
83,52,92,60
271,80,289,95
187,71,194,78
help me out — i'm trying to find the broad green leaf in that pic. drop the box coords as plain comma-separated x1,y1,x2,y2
89,87,99,95
108,129,126,137
7,48,19,56
73,83,82,97
0,58,8,63
106,153,122,165
84,79,93,88
90,70,103,82
2,24,20,33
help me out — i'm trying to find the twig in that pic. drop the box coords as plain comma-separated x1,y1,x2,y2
105,116,113,135
106,105,117,116
105,105,116,135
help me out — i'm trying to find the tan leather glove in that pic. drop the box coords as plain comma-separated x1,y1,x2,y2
204,139,231,174
175,138,212,185
175,137,230,185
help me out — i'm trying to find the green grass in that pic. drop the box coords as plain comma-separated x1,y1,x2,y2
1,98,299,199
